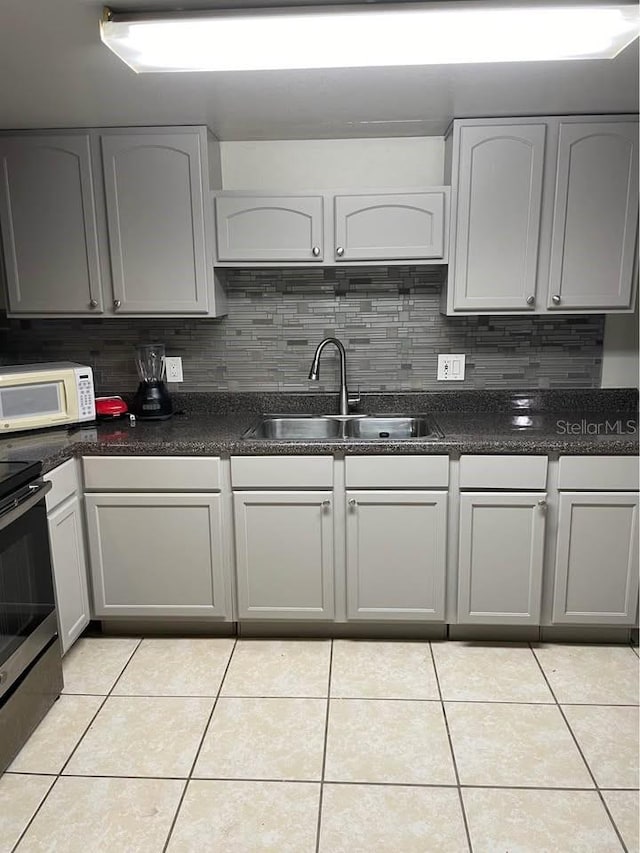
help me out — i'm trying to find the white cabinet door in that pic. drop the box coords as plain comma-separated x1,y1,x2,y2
0,134,103,314
553,492,639,625
234,491,334,620
345,490,447,621
215,195,324,262
451,123,546,311
334,192,446,261
85,493,228,617
48,495,91,655
457,492,546,625
547,121,638,311
101,131,210,314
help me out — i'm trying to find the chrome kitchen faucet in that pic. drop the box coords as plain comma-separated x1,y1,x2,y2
308,337,358,416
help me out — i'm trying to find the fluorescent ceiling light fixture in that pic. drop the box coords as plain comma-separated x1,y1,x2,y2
100,3,640,73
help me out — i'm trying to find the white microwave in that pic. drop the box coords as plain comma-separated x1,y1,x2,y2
0,362,95,434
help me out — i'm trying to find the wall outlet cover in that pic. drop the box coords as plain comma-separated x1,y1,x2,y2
164,356,183,383
437,353,465,381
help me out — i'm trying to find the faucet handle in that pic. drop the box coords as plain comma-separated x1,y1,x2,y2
348,386,361,411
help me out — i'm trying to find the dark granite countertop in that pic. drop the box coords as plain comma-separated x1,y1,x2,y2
0,390,637,474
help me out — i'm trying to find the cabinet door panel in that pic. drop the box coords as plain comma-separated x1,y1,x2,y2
0,135,103,314
102,132,209,313
85,493,227,617
346,491,447,620
234,491,334,619
548,122,638,310
48,495,90,654
457,492,546,624
216,195,324,262
452,124,546,311
334,192,445,260
553,492,639,625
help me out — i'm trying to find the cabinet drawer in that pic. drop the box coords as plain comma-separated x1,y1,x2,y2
459,455,547,489
558,456,639,490
45,458,79,511
83,456,221,491
231,456,333,488
345,456,449,488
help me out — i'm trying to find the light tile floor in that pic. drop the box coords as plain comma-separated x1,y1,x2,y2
1,637,638,852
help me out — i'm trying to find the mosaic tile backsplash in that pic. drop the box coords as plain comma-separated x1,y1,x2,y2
0,267,604,393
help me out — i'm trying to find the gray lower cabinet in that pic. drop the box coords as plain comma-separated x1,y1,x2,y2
85,492,228,617
234,491,334,620
48,495,91,654
345,490,447,620
552,492,639,625
334,192,446,261
101,130,212,314
457,492,547,625
215,195,324,262
0,134,104,314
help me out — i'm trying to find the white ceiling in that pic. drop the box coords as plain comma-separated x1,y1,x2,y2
1,0,638,140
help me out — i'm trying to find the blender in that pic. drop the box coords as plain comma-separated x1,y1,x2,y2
131,343,173,420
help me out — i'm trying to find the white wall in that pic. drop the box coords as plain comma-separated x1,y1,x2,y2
220,137,445,190
600,305,639,388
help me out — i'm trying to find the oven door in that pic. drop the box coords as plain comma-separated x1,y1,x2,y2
0,479,56,701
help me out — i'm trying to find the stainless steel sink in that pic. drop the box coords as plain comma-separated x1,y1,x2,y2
245,416,343,440
242,414,443,441
346,416,442,440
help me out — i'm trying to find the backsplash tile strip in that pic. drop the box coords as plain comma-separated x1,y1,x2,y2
0,267,604,393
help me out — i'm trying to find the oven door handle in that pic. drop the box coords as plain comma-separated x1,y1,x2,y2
0,480,52,532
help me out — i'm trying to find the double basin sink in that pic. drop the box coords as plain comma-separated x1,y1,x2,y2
242,414,443,442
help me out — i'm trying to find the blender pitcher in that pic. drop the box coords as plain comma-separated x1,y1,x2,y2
131,343,173,420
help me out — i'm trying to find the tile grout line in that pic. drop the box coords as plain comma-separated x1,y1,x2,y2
428,643,474,853
10,636,144,853
314,639,334,853
56,693,640,707
8,769,630,791
528,643,630,853
48,691,640,707
161,637,238,853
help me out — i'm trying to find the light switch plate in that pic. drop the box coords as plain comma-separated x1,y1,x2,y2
164,356,183,382
437,353,465,381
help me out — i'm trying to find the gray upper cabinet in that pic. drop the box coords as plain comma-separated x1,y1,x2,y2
445,115,639,315
457,492,547,625
345,490,447,621
101,130,211,314
0,134,104,314
0,126,224,318
215,195,324,262
547,121,638,311
552,492,639,625
334,191,446,261
449,123,546,312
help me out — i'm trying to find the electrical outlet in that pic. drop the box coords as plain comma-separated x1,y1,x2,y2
437,354,465,381
164,356,183,383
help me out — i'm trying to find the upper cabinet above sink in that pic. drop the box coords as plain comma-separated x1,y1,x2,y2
213,188,449,266
443,115,639,315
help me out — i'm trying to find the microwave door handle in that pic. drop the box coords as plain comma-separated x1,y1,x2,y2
0,480,52,533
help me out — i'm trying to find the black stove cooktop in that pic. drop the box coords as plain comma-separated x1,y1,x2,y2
0,460,42,501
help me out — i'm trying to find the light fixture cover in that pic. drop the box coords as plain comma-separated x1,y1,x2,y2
100,2,640,73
